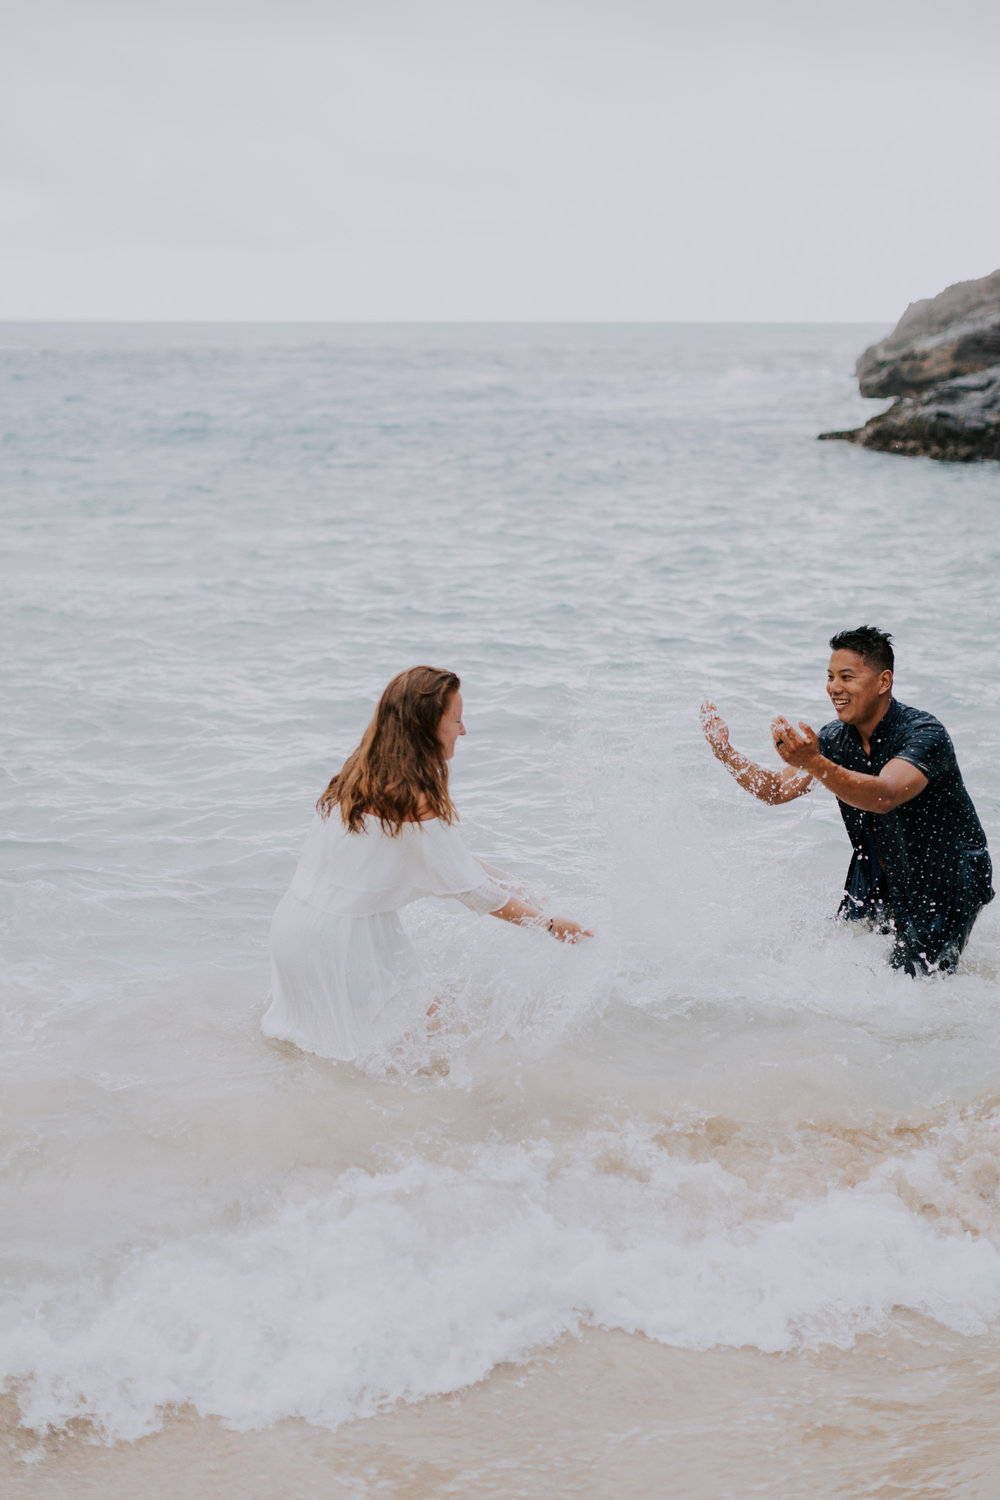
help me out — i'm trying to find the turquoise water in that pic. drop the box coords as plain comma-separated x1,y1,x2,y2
2,323,999,1461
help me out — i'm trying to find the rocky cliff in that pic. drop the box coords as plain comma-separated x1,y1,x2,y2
819,269,1000,461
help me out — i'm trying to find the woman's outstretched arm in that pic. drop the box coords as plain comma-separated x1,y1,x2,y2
490,891,593,943
474,855,592,942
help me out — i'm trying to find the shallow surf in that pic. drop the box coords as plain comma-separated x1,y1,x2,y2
2,321,998,1494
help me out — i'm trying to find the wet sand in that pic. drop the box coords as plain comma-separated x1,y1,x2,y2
6,1322,1000,1500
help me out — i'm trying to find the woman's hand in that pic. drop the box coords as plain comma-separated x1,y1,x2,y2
546,915,594,943
491,895,594,941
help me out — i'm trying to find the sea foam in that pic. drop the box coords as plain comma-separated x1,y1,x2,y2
7,1111,1000,1441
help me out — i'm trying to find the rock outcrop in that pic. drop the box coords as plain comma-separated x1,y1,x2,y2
819,269,1000,461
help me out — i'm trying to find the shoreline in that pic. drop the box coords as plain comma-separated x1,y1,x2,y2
6,1323,1000,1500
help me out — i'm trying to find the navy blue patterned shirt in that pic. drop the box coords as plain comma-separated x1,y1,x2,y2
817,699,993,973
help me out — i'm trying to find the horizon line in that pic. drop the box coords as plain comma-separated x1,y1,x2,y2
0,316,892,327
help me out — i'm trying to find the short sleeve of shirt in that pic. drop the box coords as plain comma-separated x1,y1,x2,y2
892,714,955,782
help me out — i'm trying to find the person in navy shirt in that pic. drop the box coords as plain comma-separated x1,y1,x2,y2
701,626,993,974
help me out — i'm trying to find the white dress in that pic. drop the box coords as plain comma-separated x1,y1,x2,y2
263,811,508,1061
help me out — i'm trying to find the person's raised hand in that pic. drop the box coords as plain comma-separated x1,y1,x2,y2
700,700,731,759
771,716,820,770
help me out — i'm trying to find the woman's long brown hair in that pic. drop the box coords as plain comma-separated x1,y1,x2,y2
317,666,460,834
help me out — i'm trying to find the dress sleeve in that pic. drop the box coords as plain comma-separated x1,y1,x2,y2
893,715,955,781
419,822,510,914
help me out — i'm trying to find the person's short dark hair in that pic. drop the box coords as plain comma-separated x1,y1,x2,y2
829,626,894,674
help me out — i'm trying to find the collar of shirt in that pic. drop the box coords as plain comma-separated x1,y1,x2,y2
847,696,899,760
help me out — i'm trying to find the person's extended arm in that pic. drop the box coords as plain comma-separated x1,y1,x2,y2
770,717,927,812
474,856,592,942
490,892,592,943
700,701,813,805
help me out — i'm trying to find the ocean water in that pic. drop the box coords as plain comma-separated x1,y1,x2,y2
2,322,999,1497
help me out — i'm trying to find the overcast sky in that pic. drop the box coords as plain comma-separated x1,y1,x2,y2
3,0,998,321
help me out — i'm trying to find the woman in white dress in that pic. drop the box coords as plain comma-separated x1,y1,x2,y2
263,666,591,1061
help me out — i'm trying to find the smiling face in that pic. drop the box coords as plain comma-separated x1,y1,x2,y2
436,691,466,760
827,649,893,737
